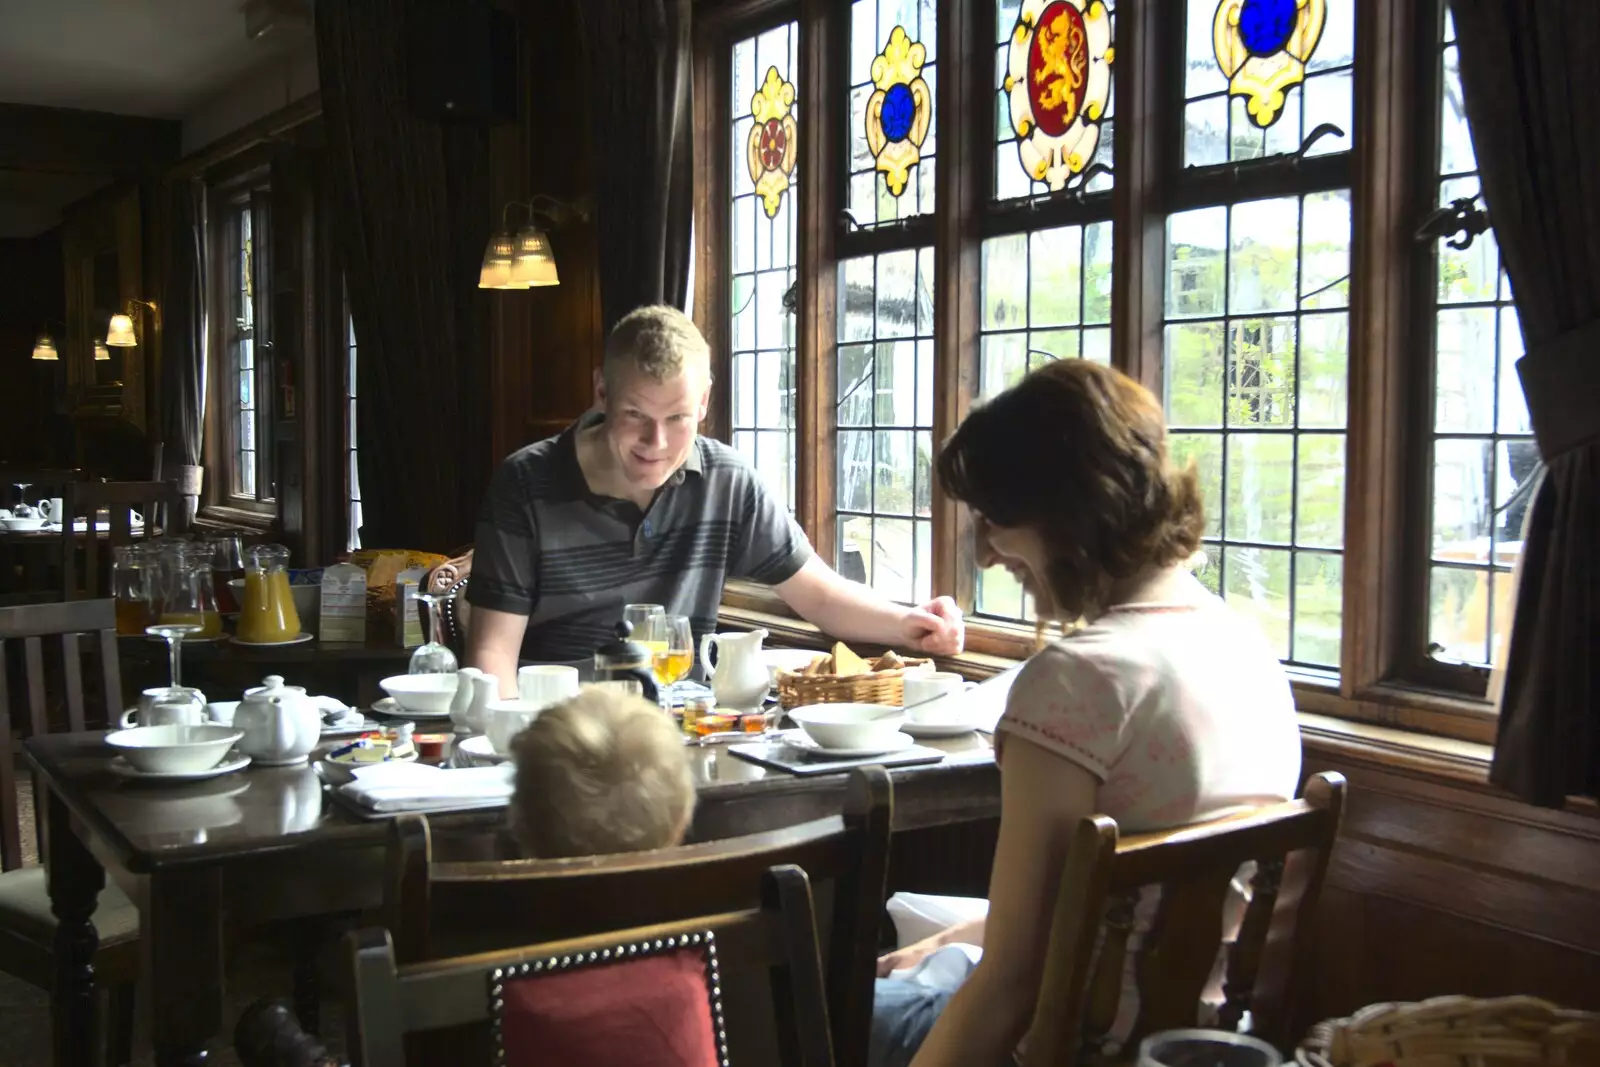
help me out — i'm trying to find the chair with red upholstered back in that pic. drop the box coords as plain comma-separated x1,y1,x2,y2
345,864,835,1067
421,549,472,656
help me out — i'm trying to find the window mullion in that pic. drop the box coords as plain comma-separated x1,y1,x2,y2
798,0,842,565
1110,0,1167,397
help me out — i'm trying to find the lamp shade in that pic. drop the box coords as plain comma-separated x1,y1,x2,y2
106,313,137,347
477,232,524,289
510,226,560,287
31,334,58,360
94,340,111,361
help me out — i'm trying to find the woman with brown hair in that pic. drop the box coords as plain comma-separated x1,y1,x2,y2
870,360,1302,1067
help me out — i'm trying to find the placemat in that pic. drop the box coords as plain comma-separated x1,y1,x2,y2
727,738,946,777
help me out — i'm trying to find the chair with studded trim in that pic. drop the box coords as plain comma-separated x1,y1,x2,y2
342,864,834,1067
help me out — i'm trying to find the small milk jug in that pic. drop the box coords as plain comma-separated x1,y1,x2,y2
699,628,769,709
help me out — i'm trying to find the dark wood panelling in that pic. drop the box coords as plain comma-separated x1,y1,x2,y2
0,104,178,177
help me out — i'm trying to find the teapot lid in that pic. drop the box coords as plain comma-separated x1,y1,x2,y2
595,621,649,662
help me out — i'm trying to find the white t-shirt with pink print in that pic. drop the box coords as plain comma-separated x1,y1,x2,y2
997,581,1301,832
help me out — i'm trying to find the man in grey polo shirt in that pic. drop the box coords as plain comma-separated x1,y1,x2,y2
466,305,964,690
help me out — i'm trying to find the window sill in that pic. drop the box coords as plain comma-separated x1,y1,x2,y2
195,505,277,536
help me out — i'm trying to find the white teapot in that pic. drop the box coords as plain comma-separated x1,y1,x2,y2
234,675,321,766
700,628,771,709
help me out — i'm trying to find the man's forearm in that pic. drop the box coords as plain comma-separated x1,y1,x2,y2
782,566,911,644
467,644,522,698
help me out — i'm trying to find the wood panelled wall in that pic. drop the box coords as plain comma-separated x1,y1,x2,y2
485,0,605,465
1297,742,1600,1032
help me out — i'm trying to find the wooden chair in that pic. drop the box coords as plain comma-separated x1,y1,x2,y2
385,765,892,1066
59,479,185,599
1020,771,1347,1066
422,549,473,656
0,598,137,1063
346,864,834,1067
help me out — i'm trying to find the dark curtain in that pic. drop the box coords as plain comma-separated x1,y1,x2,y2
315,0,492,552
1453,0,1600,806
578,0,694,332
158,178,207,521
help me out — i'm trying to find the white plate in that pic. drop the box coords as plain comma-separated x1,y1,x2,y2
900,720,979,739
231,632,314,647
370,696,453,719
322,717,384,737
108,753,252,782
781,730,916,759
456,735,509,764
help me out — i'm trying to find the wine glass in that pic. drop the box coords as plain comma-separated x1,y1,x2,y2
623,603,666,651
409,590,459,674
144,622,207,720
11,482,31,518
647,614,693,692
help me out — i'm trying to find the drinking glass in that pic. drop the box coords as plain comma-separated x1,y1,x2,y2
622,603,666,650
161,557,223,639
647,614,694,688
409,590,459,674
146,622,202,691
1138,1030,1281,1067
110,546,152,636
208,535,245,612
12,482,29,509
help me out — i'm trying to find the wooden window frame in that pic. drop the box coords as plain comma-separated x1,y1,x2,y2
203,160,276,517
697,0,1499,746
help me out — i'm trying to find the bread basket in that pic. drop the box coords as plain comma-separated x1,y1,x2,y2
1295,995,1600,1067
775,651,933,709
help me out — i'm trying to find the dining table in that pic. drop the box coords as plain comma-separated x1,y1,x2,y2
26,724,1002,1066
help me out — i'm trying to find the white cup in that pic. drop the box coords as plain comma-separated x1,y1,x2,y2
487,698,545,754
119,686,210,728
901,672,976,723
36,498,63,522
517,664,580,708
120,699,208,729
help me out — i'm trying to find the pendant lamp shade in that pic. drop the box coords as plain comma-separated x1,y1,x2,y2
31,334,58,360
510,226,560,287
477,232,523,289
94,340,111,360
106,313,138,347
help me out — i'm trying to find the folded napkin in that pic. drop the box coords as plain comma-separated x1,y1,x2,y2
338,762,514,813
309,695,363,727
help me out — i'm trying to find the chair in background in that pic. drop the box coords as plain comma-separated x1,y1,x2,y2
422,549,473,657
0,598,137,1063
345,865,834,1067
385,765,892,1065
1020,772,1347,1066
59,479,185,600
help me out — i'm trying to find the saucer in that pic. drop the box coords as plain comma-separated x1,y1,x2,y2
232,632,314,647
900,720,979,739
782,731,916,759
455,734,509,765
109,753,252,783
370,696,451,720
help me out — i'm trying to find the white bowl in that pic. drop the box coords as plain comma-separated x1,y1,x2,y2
788,703,906,751
3,517,46,532
104,724,244,774
379,673,460,716
763,648,822,684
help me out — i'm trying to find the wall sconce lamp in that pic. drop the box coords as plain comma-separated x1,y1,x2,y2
94,340,111,361
31,319,66,361
478,195,591,290
106,298,161,347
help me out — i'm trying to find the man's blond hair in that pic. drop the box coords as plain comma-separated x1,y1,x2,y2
509,686,696,859
603,305,712,392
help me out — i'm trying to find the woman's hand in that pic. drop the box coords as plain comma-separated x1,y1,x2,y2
876,930,948,978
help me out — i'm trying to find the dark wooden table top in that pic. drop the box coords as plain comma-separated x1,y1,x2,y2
116,630,417,665
24,729,1000,875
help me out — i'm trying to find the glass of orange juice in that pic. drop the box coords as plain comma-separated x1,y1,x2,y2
647,614,694,689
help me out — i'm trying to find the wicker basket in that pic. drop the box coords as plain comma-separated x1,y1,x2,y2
1295,995,1600,1067
775,659,932,709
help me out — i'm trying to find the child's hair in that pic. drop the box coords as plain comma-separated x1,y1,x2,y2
509,686,696,859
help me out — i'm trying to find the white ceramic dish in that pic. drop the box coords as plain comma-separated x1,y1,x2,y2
782,730,916,759
900,720,978,739
104,724,245,774
2,517,47,532
788,703,907,751
373,679,458,718
108,753,252,783
455,734,509,765
232,632,314,647
315,751,419,786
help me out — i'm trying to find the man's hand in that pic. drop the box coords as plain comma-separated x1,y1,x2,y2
876,930,948,978
902,595,964,655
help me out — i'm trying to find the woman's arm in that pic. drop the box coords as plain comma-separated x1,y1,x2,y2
909,737,1100,1067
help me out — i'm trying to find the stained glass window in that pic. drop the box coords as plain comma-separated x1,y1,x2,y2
1183,0,1352,166
731,23,800,509
1424,8,1533,669
836,249,936,604
975,222,1113,620
849,0,936,226
1163,191,1351,669
995,0,1115,200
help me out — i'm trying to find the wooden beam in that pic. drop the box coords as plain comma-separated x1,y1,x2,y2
0,103,179,176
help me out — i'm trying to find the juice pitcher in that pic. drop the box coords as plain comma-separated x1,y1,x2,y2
238,544,301,644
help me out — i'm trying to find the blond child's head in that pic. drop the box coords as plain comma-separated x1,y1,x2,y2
509,686,696,859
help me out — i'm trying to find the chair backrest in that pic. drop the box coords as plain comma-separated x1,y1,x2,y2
385,765,891,1065
350,864,835,1067
1021,771,1347,1065
0,599,122,871
422,549,473,654
59,480,185,599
